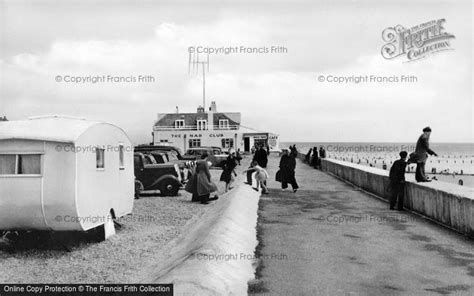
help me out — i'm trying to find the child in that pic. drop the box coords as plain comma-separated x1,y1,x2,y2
243,161,269,194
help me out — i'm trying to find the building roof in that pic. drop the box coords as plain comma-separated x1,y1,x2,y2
155,112,241,127
239,125,278,136
0,116,107,143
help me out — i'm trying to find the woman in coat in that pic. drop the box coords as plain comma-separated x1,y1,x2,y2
185,154,219,204
220,151,238,192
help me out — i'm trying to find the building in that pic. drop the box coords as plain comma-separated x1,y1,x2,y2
0,115,134,234
152,102,279,153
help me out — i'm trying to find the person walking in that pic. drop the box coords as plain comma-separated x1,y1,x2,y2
253,144,268,168
389,151,408,210
408,127,438,182
279,149,299,192
185,154,219,204
220,151,238,192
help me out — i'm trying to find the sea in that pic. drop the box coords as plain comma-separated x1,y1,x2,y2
280,142,474,188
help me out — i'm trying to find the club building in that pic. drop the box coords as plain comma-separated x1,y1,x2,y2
152,102,279,153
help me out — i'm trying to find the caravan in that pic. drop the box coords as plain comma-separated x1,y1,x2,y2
0,116,134,232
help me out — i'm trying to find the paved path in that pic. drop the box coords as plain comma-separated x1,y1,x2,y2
250,155,473,296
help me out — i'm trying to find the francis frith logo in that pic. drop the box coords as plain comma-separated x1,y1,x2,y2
381,19,455,61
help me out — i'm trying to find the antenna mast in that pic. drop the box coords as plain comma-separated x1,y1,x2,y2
189,51,210,110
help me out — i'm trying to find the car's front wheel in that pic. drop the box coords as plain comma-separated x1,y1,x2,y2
160,179,180,196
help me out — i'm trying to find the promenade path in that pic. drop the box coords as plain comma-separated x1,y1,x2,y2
251,155,473,296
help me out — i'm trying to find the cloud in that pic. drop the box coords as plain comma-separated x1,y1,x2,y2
1,8,472,144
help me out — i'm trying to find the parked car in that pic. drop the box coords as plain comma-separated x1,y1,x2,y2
183,147,228,168
134,152,186,197
135,145,185,160
135,145,193,173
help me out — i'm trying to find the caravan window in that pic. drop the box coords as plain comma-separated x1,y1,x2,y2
119,144,125,170
0,155,16,174
96,148,105,169
18,155,41,174
0,154,41,175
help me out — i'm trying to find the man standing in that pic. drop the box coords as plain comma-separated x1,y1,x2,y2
310,146,319,168
253,144,268,168
389,151,408,210
279,149,299,192
408,127,438,182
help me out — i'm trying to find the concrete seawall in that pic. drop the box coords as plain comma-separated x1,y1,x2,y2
150,181,260,295
300,154,473,238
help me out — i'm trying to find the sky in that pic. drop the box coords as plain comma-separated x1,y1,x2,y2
0,0,472,144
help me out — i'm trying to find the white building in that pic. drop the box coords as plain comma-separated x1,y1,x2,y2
0,116,134,232
152,102,279,153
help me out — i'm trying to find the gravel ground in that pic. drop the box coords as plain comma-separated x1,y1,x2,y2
0,164,243,283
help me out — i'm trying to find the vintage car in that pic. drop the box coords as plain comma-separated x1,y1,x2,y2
183,147,228,168
135,145,185,159
134,152,187,197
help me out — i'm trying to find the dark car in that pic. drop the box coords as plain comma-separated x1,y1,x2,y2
183,147,228,168
134,152,185,197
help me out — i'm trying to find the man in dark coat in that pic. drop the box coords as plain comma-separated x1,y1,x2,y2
389,151,408,210
408,127,438,182
279,150,299,192
310,146,318,168
253,144,268,168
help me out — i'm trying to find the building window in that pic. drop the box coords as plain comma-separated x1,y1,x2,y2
119,144,124,170
175,120,185,129
160,139,168,143
189,139,201,148
197,120,207,130
221,138,234,149
219,119,229,129
0,154,41,175
96,148,105,169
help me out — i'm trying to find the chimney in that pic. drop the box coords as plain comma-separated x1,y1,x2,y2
207,102,216,131
210,101,217,112
175,106,179,114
